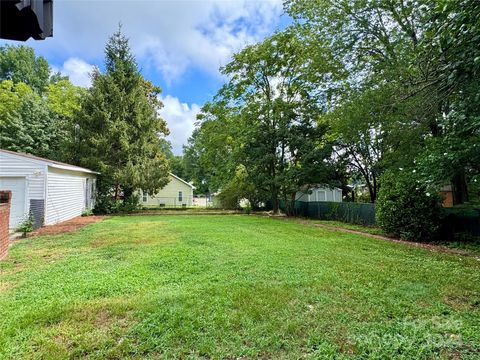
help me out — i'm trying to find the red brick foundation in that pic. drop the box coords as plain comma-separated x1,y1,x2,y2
0,191,12,260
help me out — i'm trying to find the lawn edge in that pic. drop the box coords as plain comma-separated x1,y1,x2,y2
272,216,480,259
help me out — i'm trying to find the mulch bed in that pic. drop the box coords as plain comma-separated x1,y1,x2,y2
28,216,105,237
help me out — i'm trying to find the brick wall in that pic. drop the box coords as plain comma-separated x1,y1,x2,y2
0,191,11,260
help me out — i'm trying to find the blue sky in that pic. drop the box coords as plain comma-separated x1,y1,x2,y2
2,0,289,154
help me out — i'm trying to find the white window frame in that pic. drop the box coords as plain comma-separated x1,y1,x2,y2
317,190,327,202
178,191,183,202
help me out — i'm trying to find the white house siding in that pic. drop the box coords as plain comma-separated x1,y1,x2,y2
141,174,194,207
45,167,93,225
296,187,342,202
0,152,46,227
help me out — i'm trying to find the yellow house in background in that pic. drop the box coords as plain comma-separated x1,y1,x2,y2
140,173,194,207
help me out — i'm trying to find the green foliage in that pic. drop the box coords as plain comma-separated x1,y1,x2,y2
93,193,140,215
15,214,34,237
417,101,480,203
184,105,240,195
188,29,336,212
0,46,83,163
169,156,188,180
440,206,480,243
45,79,84,119
285,0,480,206
158,138,174,159
81,208,93,217
92,193,121,215
0,80,34,126
376,170,442,241
0,91,66,159
217,165,256,209
74,28,170,205
0,45,50,92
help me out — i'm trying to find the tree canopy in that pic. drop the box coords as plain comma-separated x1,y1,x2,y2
184,0,479,209
73,29,170,203
0,46,82,161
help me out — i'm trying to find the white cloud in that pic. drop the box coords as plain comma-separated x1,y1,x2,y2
54,57,95,87
159,95,201,155
26,1,285,155
29,0,283,82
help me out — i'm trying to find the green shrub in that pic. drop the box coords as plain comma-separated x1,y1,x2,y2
120,194,140,212
376,170,442,242
81,208,93,217
93,193,121,214
93,193,139,214
16,214,34,237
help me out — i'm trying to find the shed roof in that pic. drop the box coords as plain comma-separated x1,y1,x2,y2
0,149,99,175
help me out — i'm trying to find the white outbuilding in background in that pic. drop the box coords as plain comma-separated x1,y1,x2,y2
0,149,98,229
296,186,343,202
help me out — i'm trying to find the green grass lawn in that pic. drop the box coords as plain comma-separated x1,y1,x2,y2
309,220,387,236
310,219,480,255
0,215,479,359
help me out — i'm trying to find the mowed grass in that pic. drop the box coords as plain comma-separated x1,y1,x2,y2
0,216,479,359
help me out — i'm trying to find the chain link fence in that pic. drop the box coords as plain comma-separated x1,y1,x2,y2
140,195,219,209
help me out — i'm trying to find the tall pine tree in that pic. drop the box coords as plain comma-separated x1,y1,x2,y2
74,28,170,205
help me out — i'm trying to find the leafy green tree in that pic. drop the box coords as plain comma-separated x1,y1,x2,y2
158,138,174,159
417,102,480,204
214,30,335,212
0,80,34,126
284,0,431,203
0,92,64,159
44,79,86,162
287,0,480,204
156,138,189,181
217,165,257,209
413,0,480,203
0,45,50,92
74,29,170,206
169,156,188,180
0,47,84,162
46,79,84,119
184,102,244,196
327,84,427,202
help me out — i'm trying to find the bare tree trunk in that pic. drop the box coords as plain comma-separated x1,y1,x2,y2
452,170,469,205
114,184,120,200
271,185,280,214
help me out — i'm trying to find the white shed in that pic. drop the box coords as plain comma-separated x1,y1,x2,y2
0,149,98,229
296,186,342,202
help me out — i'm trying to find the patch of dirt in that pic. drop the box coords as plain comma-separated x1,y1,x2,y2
444,295,480,310
0,281,15,293
46,298,135,355
28,216,105,237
